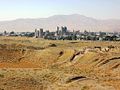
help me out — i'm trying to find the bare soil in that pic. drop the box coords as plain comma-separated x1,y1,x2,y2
0,36,120,90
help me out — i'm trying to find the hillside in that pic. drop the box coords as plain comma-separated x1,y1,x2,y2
0,37,120,90
0,14,120,32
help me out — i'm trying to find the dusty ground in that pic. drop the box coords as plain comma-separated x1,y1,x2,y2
0,36,120,90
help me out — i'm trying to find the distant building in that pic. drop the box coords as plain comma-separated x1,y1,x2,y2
35,28,44,38
56,26,60,36
33,26,120,41
61,26,67,36
39,28,43,38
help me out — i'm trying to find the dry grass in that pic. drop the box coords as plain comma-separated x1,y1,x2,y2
0,36,120,90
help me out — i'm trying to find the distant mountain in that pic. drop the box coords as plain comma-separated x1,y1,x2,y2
0,14,120,32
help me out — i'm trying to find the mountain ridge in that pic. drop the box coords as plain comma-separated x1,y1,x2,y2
0,14,120,32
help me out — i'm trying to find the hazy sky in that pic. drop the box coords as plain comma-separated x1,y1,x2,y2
0,0,120,21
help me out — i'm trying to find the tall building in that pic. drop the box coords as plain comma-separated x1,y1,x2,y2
56,26,60,36
61,26,67,35
35,28,44,38
35,29,39,38
35,29,37,37
39,28,43,38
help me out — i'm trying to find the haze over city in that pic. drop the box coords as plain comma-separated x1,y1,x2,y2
0,0,120,21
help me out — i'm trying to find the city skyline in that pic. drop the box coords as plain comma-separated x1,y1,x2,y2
0,0,120,21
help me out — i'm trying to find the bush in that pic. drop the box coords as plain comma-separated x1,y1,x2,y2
0,74,4,78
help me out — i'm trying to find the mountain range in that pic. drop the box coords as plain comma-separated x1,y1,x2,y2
0,14,120,32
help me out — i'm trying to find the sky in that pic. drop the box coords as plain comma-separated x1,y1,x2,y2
0,0,120,21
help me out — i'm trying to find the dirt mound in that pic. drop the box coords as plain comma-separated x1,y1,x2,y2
0,49,24,63
0,44,41,68
0,37,120,90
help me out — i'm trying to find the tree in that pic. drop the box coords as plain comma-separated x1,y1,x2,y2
10,31,15,34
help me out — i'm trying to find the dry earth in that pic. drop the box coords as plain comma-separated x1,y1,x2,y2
0,36,120,90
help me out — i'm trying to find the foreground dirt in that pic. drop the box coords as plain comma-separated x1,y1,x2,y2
0,36,120,90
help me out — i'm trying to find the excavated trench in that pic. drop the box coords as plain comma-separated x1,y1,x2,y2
0,43,120,71
0,44,41,68
0,49,25,63
0,43,120,90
